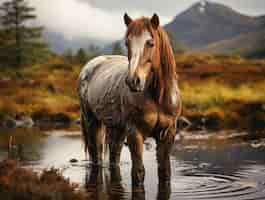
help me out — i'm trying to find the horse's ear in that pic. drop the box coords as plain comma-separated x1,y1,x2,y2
151,13,160,29
124,13,132,27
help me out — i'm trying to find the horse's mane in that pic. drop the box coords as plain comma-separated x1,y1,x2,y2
155,26,177,107
126,17,177,108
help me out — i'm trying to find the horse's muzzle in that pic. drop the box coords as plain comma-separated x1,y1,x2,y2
125,75,144,92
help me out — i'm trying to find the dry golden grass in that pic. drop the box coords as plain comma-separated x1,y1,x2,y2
180,80,265,111
0,53,265,129
0,159,88,200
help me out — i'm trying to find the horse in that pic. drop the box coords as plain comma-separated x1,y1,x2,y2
77,13,182,186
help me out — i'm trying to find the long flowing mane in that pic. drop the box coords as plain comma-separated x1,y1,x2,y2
155,26,177,107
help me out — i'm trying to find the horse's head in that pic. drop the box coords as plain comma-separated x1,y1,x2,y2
124,13,161,92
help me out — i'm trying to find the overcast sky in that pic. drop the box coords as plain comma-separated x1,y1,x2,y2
1,0,265,42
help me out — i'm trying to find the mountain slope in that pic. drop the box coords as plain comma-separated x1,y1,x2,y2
164,1,264,49
43,31,106,54
197,29,265,58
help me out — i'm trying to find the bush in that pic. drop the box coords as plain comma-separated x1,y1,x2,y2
0,159,87,200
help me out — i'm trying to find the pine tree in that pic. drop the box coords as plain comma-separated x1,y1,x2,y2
0,0,49,67
75,48,87,64
112,42,123,55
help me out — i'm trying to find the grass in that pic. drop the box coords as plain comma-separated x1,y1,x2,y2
0,159,88,200
0,53,265,129
0,55,81,121
180,80,265,111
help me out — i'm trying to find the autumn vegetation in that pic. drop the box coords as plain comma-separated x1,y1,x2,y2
0,159,88,200
0,53,265,130
0,0,264,130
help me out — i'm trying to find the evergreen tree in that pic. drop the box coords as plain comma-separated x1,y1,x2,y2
0,0,49,67
87,44,101,59
112,41,123,55
63,48,74,63
75,48,87,64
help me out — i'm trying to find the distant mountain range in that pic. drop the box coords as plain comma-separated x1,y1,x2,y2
164,1,264,49
45,1,265,57
43,31,106,54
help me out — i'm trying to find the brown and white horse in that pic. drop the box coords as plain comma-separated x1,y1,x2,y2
78,13,182,186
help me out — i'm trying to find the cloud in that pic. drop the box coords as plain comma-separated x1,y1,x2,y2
1,0,264,43
28,0,126,42
28,0,173,42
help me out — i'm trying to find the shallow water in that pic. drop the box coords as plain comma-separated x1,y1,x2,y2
1,128,265,200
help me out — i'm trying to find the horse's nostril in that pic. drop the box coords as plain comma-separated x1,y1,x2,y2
135,76,140,85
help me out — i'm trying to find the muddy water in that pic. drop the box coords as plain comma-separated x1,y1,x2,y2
1,128,265,200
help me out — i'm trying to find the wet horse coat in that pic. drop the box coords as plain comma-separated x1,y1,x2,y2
78,14,182,186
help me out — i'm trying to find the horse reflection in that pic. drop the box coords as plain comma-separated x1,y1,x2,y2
85,165,171,200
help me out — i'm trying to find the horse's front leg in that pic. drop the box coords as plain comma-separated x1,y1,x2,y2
156,138,174,183
127,130,145,186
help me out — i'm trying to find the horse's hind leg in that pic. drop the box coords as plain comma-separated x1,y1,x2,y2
109,128,126,166
81,109,106,165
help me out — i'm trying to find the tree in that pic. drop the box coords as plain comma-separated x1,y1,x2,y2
0,0,49,67
112,41,123,55
75,48,87,64
63,48,74,63
87,44,101,60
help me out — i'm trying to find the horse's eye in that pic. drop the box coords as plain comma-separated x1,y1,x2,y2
146,39,154,48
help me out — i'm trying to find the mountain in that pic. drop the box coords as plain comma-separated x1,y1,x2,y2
43,31,106,54
44,1,265,55
164,0,265,49
198,29,265,58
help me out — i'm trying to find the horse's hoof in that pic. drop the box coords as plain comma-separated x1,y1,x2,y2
109,162,120,168
132,183,145,192
159,178,171,187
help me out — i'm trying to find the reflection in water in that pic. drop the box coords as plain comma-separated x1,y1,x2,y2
0,128,45,161
85,165,172,200
1,129,265,200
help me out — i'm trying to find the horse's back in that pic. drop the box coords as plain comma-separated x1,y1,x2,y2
78,55,129,126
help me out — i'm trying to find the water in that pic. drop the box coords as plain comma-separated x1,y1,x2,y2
1,128,265,200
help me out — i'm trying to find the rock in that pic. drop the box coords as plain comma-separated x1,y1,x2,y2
52,113,71,124
4,114,34,128
75,118,81,125
4,118,17,128
32,112,71,124
69,158,78,163
47,84,56,93
177,116,192,131
15,114,34,128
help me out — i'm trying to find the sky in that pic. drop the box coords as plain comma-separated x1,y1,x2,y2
1,0,265,43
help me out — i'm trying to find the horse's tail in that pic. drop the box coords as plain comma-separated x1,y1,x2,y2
80,103,107,164
80,104,93,156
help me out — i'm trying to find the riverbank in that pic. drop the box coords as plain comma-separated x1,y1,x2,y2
0,54,265,131
0,159,88,200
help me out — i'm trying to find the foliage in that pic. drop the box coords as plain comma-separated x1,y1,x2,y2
0,159,88,200
0,53,264,129
0,0,49,67
75,48,88,64
112,41,123,55
86,44,101,60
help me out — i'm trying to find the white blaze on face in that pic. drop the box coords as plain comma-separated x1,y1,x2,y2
129,30,152,76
